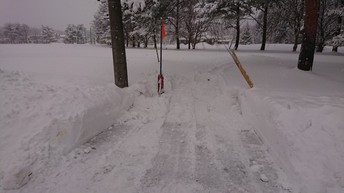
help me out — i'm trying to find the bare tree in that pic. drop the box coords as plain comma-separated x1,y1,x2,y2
166,0,183,49
286,0,305,52
250,0,280,50
182,0,212,49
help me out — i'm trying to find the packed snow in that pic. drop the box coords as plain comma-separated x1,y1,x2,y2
0,43,343,193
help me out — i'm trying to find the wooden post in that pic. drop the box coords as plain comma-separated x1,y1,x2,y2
108,0,128,88
229,50,254,88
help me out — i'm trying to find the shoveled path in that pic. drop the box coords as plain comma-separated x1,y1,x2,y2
13,71,292,193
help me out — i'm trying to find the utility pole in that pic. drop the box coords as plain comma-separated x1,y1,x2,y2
107,0,128,88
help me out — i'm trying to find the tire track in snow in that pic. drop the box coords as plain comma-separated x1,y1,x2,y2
140,73,253,193
139,71,293,193
139,77,201,193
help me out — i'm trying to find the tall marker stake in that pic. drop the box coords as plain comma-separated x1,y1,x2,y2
158,18,166,95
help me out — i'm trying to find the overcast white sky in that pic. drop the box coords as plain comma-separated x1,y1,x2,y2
0,0,99,30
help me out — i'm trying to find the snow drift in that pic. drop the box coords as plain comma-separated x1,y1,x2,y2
0,69,133,190
240,90,344,193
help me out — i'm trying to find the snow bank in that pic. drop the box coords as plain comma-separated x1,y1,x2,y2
227,48,344,193
240,91,344,193
239,91,299,188
0,69,133,190
271,95,344,193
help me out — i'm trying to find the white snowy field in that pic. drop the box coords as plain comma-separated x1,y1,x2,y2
0,43,343,193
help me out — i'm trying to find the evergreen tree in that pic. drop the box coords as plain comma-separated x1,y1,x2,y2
76,24,87,44
64,24,86,44
2,23,34,44
316,0,340,52
3,23,17,43
64,24,77,44
328,33,344,48
0,27,4,43
122,0,159,48
122,0,142,47
331,0,344,52
41,26,57,44
93,0,111,44
94,0,158,47
20,24,30,43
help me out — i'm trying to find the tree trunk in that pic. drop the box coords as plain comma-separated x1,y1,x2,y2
188,36,191,49
292,30,299,52
132,36,136,47
316,41,325,52
176,35,180,49
108,0,128,88
297,0,320,71
234,4,240,50
293,20,302,52
316,1,325,53
126,33,129,47
192,39,196,49
293,0,305,52
260,3,268,51
176,0,180,50
144,35,148,48
153,34,157,49
316,29,325,52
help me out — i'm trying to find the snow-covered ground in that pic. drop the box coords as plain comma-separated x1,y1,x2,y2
0,43,343,193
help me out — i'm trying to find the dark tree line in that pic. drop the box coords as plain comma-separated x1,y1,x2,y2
0,23,57,44
64,24,87,44
97,0,343,87
93,0,343,53
0,23,91,44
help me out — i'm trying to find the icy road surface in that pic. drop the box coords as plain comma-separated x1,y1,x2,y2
16,71,292,193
